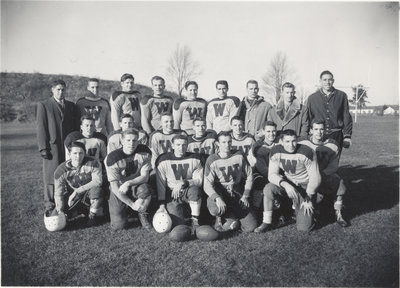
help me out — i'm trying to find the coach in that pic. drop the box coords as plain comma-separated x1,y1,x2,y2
37,79,80,215
306,71,352,154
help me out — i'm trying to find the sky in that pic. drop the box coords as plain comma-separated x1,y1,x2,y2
1,1,398,106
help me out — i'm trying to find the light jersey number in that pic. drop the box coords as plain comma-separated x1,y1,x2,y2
213,103,226,117
154,101,171,114
171,163,189,180
280,159,297,174
219,164,240,182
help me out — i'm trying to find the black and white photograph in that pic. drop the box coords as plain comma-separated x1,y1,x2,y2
1,0,399,286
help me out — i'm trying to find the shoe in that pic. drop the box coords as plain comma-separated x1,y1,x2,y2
254,222,273,233
87,212,99,227
227,220,240,231
138,212,152,230
191,217,200,233
214,216,224,232
335,210,349,227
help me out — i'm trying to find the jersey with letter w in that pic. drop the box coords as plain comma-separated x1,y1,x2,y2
187,130,217,158
206,96,240,133
140,95,174,133
231,132,255,157
173,97,207,134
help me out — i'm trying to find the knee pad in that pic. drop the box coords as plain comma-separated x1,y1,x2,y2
207,197,221,216
136,184,152,199
187,186,202,201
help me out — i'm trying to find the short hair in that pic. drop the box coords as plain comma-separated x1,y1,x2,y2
122,128,139,139
51,79,66,88
172,134,188,143
80,115,95,124
69,141,86,152
311,119,325,128
88,78,99,83
185,81,198,90
120,73,134,82
217,131,232,141
246,80,258,87
192,116,206,125
151,75,165,85
280,129,297,140
264,121,277,128
216,80,229,89
281,82,295,91
119,113,133,122
230,115,243,125
320,70,334,79
160,112,173,118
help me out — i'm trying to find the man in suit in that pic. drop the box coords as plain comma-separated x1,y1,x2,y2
37,79,80,215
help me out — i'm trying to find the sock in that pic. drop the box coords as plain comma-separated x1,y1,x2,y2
189,199,201,217
263,211,273,224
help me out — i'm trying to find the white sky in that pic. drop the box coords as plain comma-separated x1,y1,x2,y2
1,1,398,105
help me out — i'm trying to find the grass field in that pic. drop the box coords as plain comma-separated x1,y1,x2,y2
1,116,399,287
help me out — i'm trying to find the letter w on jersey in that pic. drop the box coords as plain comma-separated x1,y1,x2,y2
219,164,240,182
186,107,203,120
171,163,189,180
129,97,140,111
213,103,226,117
155,102,170,114
281,159,297,174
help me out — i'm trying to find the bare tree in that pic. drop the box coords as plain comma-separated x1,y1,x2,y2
262,51,295,104
166,44,202,97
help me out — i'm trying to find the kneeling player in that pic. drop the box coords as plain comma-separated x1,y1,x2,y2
255,129,321,233
204,131,257,233
105,129,153,230
156,135,204,231
54,142,103,227
299,120,348,227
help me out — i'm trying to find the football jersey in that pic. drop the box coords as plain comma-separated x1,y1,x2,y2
187,130,217,157
298,137,339,176
206,96,241,133
204,151,253,199
251,140,276,178
149,129,188,168
64,131,107,162
110,91,141,130
107,129,149,153
231,132,255,157
156,152,204,201
140,95,174,134
173,97,207,134
105,145,152,184
76,95,113,136
268,144,320,192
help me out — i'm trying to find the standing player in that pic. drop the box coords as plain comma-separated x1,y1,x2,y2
110,73,141,130
54,141,103,226
37,79,80,215
155,135,204,230
140,76,174,134
187,117,217,159
173,81,207,135
107,114,148,153
306,70,352,155
206,80,240,133
237,80,272,136
76,78,113,136
254,129,321,233
105,129,153,230
230,116,255,160
204,131,257,233
299,120,348,227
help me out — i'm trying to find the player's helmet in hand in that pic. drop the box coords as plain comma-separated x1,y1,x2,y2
44,209,67,232
152,211,172,233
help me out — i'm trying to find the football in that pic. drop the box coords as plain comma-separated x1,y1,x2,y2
195,225,220,241
152,211,173,233
169,225,192,242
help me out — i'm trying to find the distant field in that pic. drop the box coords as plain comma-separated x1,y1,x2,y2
1,116,398,286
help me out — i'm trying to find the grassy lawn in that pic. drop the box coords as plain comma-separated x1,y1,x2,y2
1,116,398,286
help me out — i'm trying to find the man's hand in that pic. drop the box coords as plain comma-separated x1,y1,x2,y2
68,191,82,207
171,187,181,200
281,182,299,208
119,182,130,194
239,195,250,208
343,138,352,149
215,197,226,214
300,200,314,216
40,149,51,160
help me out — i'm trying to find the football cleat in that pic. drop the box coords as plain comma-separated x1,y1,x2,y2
190,217,200,233
138,212,152,230
254,222,273,233
214,216,224,232
86,212,101,227
335,209,349,227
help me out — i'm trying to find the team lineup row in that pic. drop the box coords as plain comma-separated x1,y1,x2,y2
37,70,353,238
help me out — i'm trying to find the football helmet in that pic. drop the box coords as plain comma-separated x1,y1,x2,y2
44,210,67,232
152,211,172,233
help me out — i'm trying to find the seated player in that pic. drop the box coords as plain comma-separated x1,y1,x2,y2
230,116,255,160
206,80,240,133
105,129,153,230
173,81,207,135
107,114,148,153
255,129,321,233
155,135,204,231
299,120,349,227
76,78,113,136
54,141,103,226
187,117,217,160
64,115,107,162
204,131,257,233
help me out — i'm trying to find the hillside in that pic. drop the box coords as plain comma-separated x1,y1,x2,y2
0,72,178,122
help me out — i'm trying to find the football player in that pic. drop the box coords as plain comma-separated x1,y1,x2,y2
254,129,321,233
187,117,217,159
206,80,240,133
76,78,113,136
155,135,204,231
230,116,255,160
54,141,103,226
298,120,349,227
107,114,148,153
110,73,141,130
105,129,153,230
140,76,174,134
204,131,257,233
173,81,207,135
